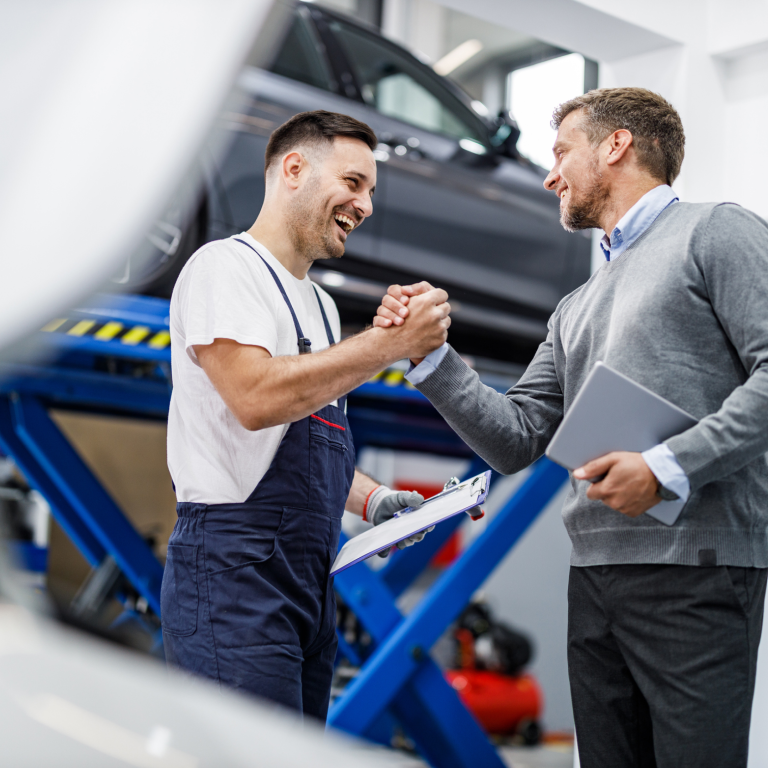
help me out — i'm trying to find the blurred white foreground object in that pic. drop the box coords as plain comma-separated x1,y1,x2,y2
0,0,281,352
0,601,411,767
0,3,418,765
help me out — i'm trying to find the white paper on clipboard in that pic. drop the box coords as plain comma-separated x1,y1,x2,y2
330,471,491,577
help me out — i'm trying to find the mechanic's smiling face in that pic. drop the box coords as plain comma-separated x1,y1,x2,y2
544,110,608,232
288,136,376,262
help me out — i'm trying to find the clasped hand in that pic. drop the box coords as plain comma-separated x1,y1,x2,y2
372,282,449,363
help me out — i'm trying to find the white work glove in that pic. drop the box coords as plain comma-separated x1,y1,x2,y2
365,486,434,558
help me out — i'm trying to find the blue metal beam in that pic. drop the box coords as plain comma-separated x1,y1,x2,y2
392,665,499,768
333,534,505,768
0,397,106,567
9,393,165,614
329,458,567,737
0,364,171,418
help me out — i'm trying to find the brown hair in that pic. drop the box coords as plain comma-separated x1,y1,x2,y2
551,87,685,185
264,110,377,177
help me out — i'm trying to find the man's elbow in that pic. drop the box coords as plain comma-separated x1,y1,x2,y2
232,404,271,432
492,458,519,476
487,453,529,476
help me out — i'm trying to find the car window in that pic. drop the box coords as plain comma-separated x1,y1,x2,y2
329,20,487,147
270,13,335,92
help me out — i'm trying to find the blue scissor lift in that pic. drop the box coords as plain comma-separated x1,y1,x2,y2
0,293,567,768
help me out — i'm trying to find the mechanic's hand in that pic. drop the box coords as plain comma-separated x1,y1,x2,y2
373,282,435,328
574,452,660,518
374,285,451,364
365,486,435,558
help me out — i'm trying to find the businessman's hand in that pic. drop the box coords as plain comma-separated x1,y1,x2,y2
574,452,660,518
373,283,448,364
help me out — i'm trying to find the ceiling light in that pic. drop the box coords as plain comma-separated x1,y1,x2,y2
320,271,346,287
434,39,483,76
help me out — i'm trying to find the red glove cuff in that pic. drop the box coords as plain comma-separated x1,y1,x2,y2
362,485,381,523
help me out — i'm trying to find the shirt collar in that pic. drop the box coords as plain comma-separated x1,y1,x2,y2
600,184,679,261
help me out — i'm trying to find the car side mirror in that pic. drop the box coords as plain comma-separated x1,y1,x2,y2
490,111,521,159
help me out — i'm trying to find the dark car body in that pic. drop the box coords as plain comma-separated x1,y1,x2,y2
134,2,590,365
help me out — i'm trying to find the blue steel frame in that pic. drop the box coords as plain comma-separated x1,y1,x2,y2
0,293,569,768
330,459,567,767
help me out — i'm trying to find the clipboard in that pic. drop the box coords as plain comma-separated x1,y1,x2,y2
545,362,698,526
330,471,491,576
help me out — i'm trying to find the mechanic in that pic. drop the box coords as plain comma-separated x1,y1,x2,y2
375,88,768,767
161,110,450,721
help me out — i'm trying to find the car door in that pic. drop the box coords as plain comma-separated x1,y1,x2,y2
322,15,573,320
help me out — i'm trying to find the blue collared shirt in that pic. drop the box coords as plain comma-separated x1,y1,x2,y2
600,184,678,261
406,184,690,502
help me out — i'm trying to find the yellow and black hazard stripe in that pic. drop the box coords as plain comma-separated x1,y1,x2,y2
367,368,415,389
40,317,171,350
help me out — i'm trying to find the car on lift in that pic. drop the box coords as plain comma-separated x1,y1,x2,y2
123,1,590,366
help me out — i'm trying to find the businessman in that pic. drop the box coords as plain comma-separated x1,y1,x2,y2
375,88,768,767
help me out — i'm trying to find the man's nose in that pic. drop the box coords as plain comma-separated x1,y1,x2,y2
543,167,559,192
356,193,373,219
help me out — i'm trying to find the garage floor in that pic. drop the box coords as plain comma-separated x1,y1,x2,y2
500,744,574,767
377,744,574,767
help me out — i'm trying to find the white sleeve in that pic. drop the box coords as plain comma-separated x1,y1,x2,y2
177,245,280,365
641,444,691,502
405,344,450,385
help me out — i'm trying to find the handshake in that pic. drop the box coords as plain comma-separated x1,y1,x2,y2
372,282,452,364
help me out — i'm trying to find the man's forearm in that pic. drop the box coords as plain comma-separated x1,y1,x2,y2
231,288,449,429
413,345,564,474
239,327,406,429
345,469,380,517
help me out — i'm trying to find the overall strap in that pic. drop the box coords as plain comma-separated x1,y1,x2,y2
234,238,311,354
234,237,347,410
311,286,347,411
312,284,336,346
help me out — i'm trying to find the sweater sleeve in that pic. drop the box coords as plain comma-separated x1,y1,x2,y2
665,204,768,492
414,318,564,475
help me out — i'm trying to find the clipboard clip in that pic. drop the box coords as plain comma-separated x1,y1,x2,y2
393,473,488,518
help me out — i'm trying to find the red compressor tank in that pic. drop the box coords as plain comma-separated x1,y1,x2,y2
445,669,543,738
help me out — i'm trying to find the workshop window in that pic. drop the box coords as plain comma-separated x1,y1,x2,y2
331,20,486,145
270,13,335,92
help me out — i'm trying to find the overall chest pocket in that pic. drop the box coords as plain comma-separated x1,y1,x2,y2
309,414,348,450
309,412,354,514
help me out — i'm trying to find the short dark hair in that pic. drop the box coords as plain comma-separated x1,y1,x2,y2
264,110,378,176
551,87,685,185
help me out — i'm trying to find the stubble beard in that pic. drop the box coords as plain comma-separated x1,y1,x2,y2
560,159,609,233
286,174,344,264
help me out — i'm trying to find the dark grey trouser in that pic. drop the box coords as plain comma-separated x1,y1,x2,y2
568,564,767,768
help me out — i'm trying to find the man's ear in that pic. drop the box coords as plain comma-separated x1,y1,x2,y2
281,150,307,190
605,129,634,167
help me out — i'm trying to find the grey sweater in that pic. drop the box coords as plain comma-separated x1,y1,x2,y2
416,202,768,567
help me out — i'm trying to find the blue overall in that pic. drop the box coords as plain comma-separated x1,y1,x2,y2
161,239,355,721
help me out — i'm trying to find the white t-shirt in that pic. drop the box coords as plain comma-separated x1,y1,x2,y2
167,233,341,504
